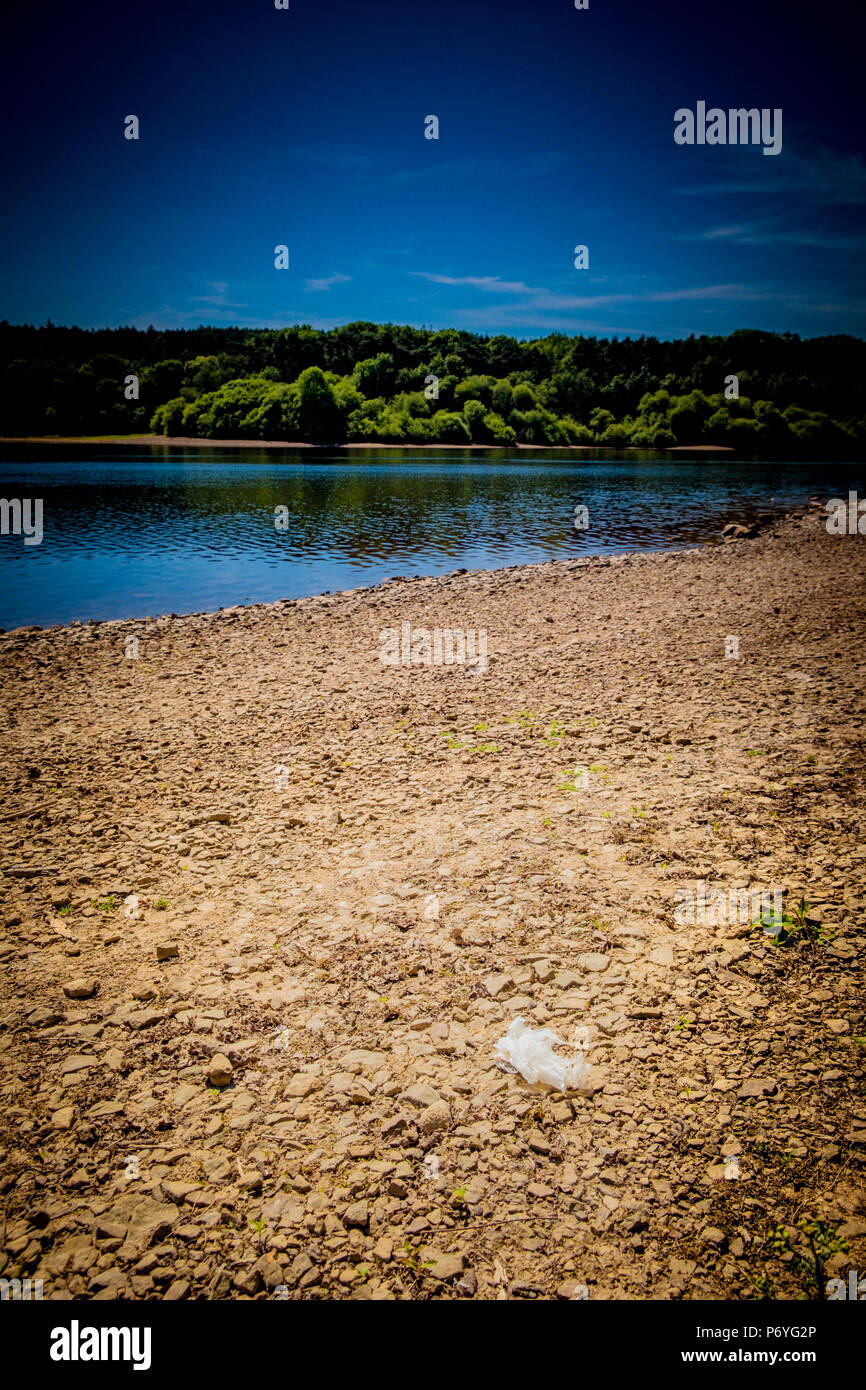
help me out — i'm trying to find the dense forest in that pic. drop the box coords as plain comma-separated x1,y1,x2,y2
1,320,864,454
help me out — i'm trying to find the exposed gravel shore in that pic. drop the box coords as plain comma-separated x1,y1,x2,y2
1,504,864,1301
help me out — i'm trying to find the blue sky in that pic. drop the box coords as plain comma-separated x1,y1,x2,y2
2,0,864,340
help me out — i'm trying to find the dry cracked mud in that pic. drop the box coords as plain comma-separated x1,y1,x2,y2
1,502,864,1300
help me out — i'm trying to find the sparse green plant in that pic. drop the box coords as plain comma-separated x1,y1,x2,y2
559,766,587,792
748,1270,777,1299
440,731,467,750
543,718,567,746
401,1239,435,1278
754,895,831,946
768,1224,792,1255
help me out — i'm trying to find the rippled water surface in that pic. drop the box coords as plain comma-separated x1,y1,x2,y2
1,446,862,628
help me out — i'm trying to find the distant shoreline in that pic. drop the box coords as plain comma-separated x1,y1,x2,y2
0,434,735,453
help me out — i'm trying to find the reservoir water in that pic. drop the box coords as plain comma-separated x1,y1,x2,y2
0,445,862,629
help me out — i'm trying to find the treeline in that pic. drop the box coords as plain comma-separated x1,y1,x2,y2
1,320,864,453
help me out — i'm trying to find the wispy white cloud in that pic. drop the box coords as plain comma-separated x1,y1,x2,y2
674,147,866,205
412,272,785,313
305,271,351,292
413,273,548,295
188,280,247,310
685,222,865,250
449,305,647,334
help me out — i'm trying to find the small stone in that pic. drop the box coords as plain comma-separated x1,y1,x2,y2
210,1269,232,1298
233,1267,262,1296
50,1106,76,1130
156,942,179,961
737,1077,777,1099
59,1053,97,1076
171,1084,199,1108
63,978,97,1000
577,953,609,973
343,1200,369,1229
527,1130,551,1155
161,1181,202,1202
207,1054,233,1088
483,973,513,998
126,1008,162,1030
89,1267,127,1295
421,1248,466,1282
417,1101,450,1136
553,970,582,990
28,1007,64,1027
402,1083,442,1109
288,1252,315,1285
251,1256,284,1290
285,1073,318,1098
702,1226,728,1250
556,1279,585,1299
163,1279,190,1301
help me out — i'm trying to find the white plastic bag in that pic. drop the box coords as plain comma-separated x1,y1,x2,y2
493,1016,590,1095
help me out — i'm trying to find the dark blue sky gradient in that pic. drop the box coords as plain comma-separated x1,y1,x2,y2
2,0,864,339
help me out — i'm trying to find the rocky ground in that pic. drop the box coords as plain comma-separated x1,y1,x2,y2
0,503,864,1301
